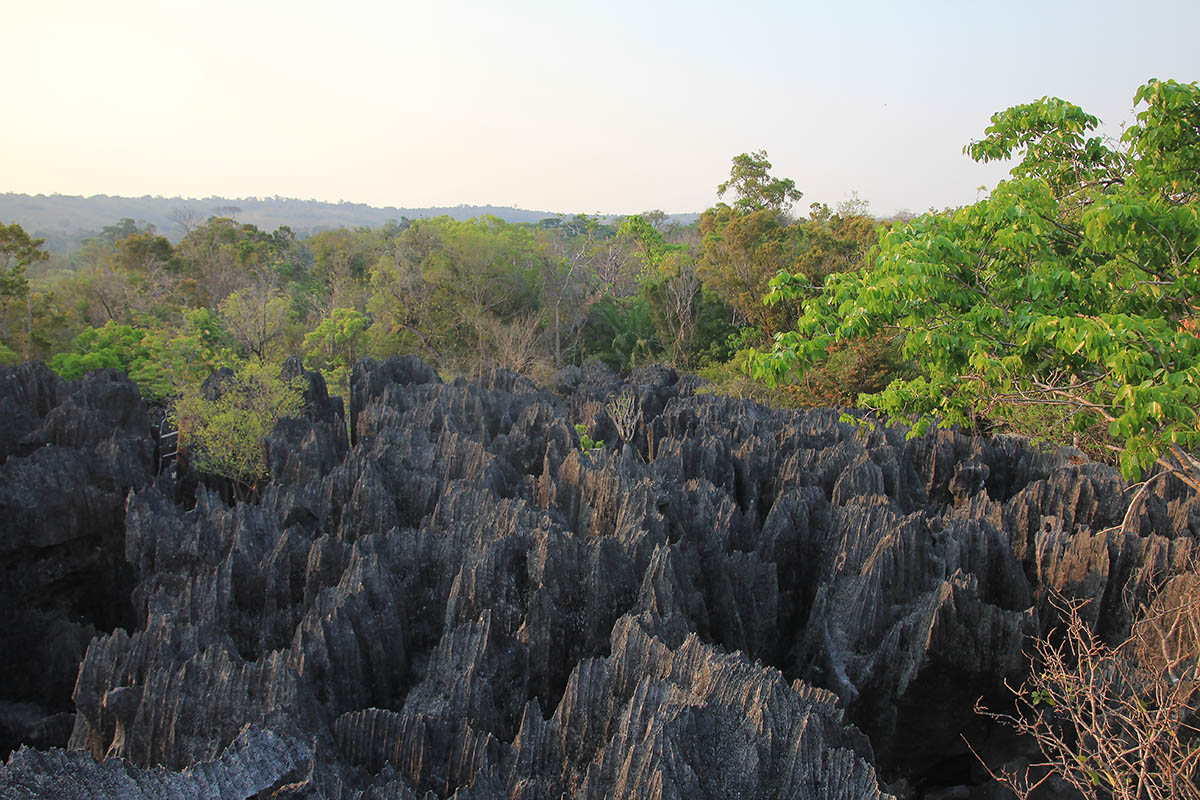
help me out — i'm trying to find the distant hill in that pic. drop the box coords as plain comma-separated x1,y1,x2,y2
0,193,699,252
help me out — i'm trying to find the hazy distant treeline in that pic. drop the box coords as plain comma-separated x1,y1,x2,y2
0,192,700,253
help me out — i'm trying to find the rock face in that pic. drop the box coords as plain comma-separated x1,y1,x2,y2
0,364,154,757
2,356,1197,798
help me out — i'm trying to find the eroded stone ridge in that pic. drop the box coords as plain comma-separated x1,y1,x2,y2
3,356,1196,798
0,364,153,757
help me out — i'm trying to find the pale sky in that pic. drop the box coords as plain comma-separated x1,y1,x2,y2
2,0,1197,217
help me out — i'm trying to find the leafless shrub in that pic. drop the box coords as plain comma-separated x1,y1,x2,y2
972,584,1200,799
605,391,639,443
168,205,202,235
477,312,547,378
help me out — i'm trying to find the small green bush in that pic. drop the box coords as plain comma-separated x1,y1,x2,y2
574,423,604,451
172,361,305,498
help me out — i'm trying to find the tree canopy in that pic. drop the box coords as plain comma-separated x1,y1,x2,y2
716,150,803,216
0,223,49,358
171,361,305,497
753,78,1200,483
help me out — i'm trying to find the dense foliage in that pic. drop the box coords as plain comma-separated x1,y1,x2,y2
171,361,305,497
2,155,879,405
0,222,49,363
755,79,1200,482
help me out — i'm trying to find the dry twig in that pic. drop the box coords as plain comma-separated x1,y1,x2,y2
975,588,1200,799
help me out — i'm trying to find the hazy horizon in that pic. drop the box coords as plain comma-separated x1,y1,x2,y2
3,0,1197,218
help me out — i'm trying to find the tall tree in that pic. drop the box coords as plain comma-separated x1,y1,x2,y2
308,228,374,312
698,204,799,332
219,285,294,362
717,150,803,216
175,218,300,307
755,79,1200,484
539,215,636,365
697,151,813,334
366,216,541,375
0,222,49,357
302,307,370,396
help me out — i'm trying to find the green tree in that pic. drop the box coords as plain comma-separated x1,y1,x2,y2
0,222,49,356
793,202,879,282
172,361,305,499
175,218,303,307
365,216,542,375
45,307,237,402
754,78,1200,484
57,236,119,326
302,307,370,396
219,285,294,362
49,321,173,401
699,155,880,339
19,284,73,361
538,214,635,365
159,307,239,389
698,204,799,332
449,217,543,375
113,232,175,274
92,217,152,245
619,214,717,369
717,150,804,215
698,153,808,333
582,297,660,372
307,228,374,312
72,231,180,325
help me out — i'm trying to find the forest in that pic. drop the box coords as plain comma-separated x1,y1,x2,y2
2,77,1198,493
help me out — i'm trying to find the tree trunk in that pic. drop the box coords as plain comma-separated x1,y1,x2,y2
23,293,32,360
554,304,562,365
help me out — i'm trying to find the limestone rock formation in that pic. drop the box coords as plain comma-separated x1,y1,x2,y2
2,356,1197,798
2,724,310,800
0,364,154,758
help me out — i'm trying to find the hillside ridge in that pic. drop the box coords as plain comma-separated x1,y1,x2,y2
0,192,700,251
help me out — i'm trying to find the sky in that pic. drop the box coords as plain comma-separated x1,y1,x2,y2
2,0,1197,217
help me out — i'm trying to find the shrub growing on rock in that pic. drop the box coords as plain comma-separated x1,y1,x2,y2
171,361,304,499
977,583,1200,799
